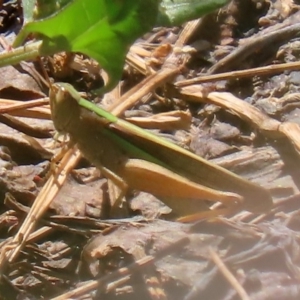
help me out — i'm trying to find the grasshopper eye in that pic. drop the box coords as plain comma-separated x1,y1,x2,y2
51,84,67,104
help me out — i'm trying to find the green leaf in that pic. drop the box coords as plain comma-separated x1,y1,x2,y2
15,0,159,93
22,0,36,22
157,0,230,26
15,0,229,93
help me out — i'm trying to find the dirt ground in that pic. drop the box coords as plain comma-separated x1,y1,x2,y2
1,0,300,299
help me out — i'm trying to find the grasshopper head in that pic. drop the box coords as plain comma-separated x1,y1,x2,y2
49,83,80,133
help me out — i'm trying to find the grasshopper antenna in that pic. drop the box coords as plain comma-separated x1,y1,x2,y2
36,56,52,90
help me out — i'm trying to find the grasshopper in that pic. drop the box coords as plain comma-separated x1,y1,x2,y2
49,83,273,221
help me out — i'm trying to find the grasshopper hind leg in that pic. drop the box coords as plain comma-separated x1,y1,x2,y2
118,159,243,221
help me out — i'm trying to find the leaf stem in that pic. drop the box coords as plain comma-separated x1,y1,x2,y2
0,40,43,67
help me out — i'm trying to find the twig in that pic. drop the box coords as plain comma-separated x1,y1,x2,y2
209,247,250,300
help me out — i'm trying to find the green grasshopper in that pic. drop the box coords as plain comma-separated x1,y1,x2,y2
49,83,273,221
